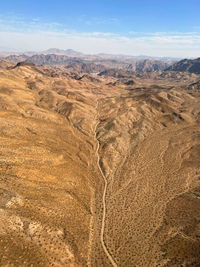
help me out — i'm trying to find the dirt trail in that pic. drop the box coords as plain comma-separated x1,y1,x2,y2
94,99,118,267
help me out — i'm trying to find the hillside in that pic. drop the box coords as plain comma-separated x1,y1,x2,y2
2,52,175,73
166,57,200,74
0,61,200,266
188,79,200,90
65,62,106,73
127,59,169,72
25,54,78,66
98,68,134,78
5,54,29,63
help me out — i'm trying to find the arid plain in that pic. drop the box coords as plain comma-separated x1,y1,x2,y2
0,59,200,266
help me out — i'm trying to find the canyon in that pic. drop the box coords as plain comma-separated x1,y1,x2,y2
0,59,200,266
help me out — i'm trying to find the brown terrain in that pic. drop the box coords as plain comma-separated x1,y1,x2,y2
0,49,176,74
0,59,200,266
167,58,200,74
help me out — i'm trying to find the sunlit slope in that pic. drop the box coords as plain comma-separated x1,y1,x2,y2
96,88,200,266
0,65,102,266
0,62,199,266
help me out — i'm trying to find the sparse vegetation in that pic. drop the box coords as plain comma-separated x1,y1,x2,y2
0,60,200,266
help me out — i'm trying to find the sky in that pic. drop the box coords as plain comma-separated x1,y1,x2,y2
0,0,200,57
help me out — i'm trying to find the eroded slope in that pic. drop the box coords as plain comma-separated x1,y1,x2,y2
0,65,103,266
0,62,200,266
95,87,200,266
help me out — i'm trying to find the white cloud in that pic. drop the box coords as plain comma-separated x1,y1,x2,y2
79,16,120,26
0,14,199,57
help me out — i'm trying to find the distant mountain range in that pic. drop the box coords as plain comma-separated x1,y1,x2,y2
0,48,180,60
1,48,200,75
0,51,177,74
26,54,78,65
42,48,84,57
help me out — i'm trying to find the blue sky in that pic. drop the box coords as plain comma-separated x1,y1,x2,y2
0,0,200,57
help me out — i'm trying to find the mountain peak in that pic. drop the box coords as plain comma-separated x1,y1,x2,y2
42,48,84,57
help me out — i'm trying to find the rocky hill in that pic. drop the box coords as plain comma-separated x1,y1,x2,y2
65,62,106,73
5,54,29,63
98,68,134,78
127,59,169,72
0,60,200,266
2,52,174,73
166,57,200,74
188,79,200,90
25,54,78,65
